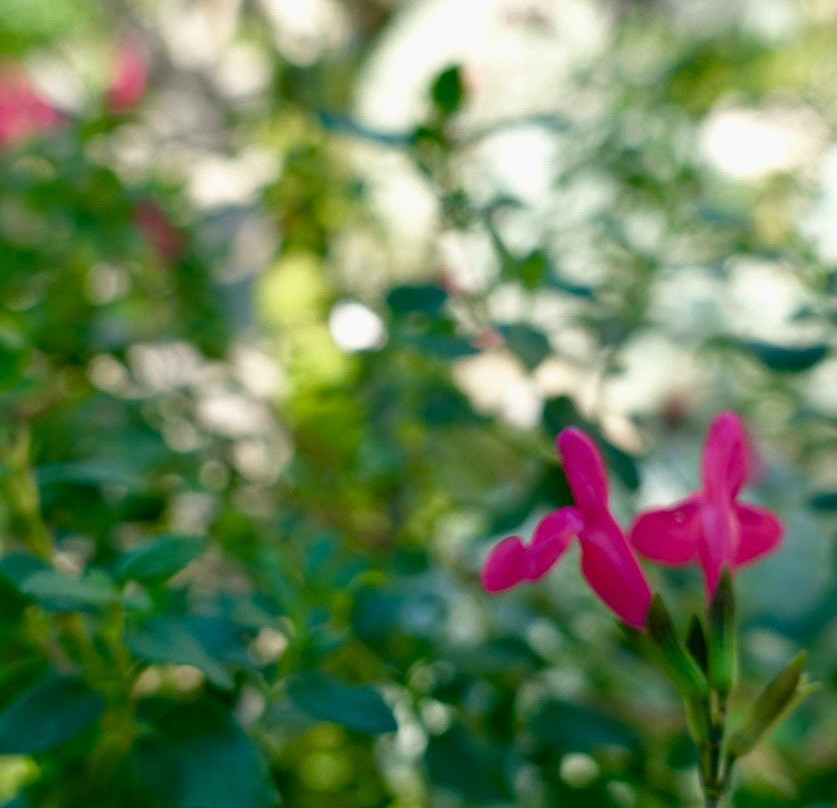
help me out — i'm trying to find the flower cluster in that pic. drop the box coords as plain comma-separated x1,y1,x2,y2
482,412,783,628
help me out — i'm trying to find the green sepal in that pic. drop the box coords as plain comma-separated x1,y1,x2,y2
685,614,709,674
684,695,712,746
728,651,811,758
646,595,710,699
708,568,736,697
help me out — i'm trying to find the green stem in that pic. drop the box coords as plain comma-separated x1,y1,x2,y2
700,690,732,807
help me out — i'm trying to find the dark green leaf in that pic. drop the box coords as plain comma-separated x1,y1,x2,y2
0,676,105,754
115,534,206,584
808,491,837,511
406,334,480,358
133,699,277,808
430,65,465,117
126,616,235,690
0,554,49,588
387,284,447,315
531,700,640,752
36,459,143,489
497,324,552,369
287,672,397,734
736,340,830,372
425,724,510,802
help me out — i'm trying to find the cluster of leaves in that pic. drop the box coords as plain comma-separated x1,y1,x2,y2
0,2,834,808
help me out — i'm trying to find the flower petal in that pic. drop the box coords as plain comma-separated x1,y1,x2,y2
630,495,702,565
557,428,609,517
699,497,740,596
702,411,750,499
578,516,653,629
481,536,527,593
733,503,783,566
527,507,583,580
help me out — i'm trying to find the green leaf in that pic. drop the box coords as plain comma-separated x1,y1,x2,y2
736,340,830,372
514,250,549,290
132,698,277,808
424,724,510,802
531,700,640,752
287,672,397,734
0,554,49,588
115,534,206,584
0,676,105,754
497,324,552,369
406,334,480,358
430,65,465,117
126,616,235,690
808,490,837,511
19,568,118,611
387,284,447,315
36,459,143,489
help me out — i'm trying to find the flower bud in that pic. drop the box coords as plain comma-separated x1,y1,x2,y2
708,568,736,697
728,651,810,758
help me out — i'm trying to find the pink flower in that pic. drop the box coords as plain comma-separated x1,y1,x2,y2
108,41,148,114
630,412,783,597
482,428,653,629
0,70,63,150
133,201,186,261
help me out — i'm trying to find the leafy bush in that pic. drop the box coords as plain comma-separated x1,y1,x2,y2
0,2,833,807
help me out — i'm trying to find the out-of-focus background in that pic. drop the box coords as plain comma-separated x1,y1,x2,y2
0,1,834,806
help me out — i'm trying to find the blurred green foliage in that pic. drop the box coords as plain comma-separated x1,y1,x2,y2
0,1,834,807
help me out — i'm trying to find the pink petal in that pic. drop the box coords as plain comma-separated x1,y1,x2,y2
733,503,783,566
527,507,583,580
481,536,528,593
578,516,653,629
630,495,702,565
557,428,609,517
699,497,740,596
702,412,750,500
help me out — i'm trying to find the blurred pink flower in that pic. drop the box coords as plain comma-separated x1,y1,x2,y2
482,428,653,629
0,70,62,149
134,201,186,261
108,41,148,114
630,412,783,597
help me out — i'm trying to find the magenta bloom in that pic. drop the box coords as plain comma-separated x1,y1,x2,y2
630,412,783,597
108,41,148,114
0,70,62,150
482,428,653,629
